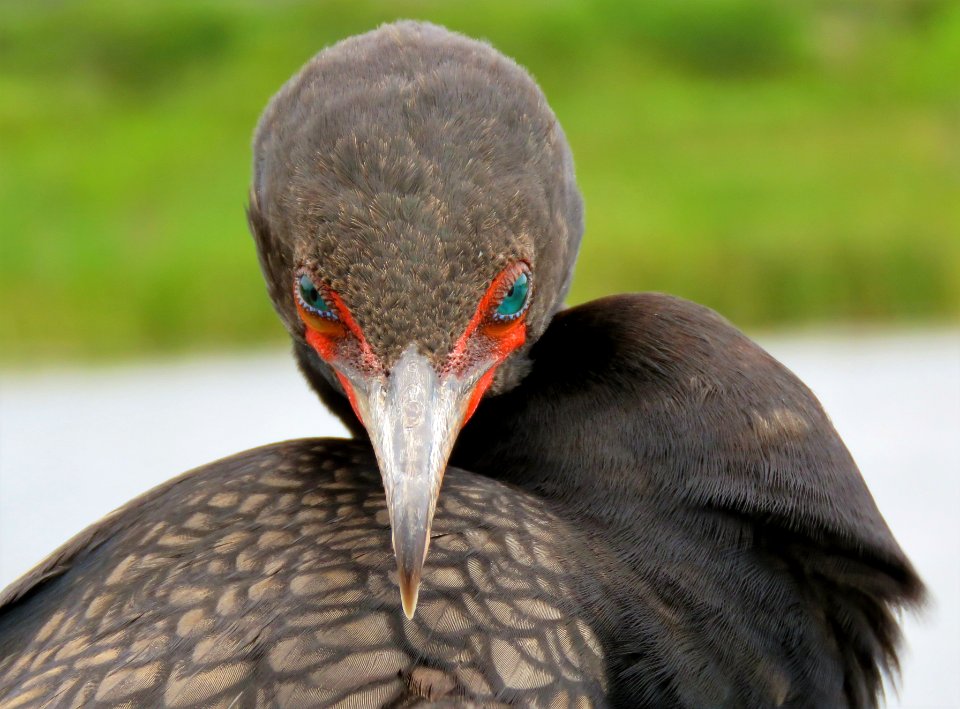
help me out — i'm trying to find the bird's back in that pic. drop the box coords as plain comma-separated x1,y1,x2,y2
0,440,608,707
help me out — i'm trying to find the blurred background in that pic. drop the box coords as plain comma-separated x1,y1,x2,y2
1,0,958,361
0,2,958,707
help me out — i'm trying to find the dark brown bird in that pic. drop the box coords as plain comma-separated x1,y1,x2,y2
0,21,921,708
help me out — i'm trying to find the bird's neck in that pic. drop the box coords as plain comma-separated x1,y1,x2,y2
453,294,905,561
451,301,652,523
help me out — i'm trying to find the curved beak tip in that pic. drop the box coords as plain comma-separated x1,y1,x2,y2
398,569,421,619
394,524,427,619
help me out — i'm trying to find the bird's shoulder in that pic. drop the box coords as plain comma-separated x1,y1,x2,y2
462,293,923,707
531,293,907,557
0,439,609,707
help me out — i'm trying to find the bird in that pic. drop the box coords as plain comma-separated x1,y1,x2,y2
0,20,921,709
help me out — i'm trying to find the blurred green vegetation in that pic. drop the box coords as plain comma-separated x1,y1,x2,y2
1,0,958,363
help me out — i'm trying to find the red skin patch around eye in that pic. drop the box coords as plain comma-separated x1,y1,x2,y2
297,288,380,426
456,320,527,426
297,263,528,428
462,366,498,426
297,288,380,373
335,371,364,425
324,291,381,374
447,263,530,424
300,309,343,361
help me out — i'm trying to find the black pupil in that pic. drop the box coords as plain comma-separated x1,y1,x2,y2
506,284,515,297
307,285,319,304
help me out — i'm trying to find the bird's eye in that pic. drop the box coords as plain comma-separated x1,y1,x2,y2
297,274,337,319
494,272,530,320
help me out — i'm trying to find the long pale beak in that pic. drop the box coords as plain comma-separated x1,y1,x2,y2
345,347,484,618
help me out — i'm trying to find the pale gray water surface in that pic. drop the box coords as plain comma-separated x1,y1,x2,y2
1,332,958,708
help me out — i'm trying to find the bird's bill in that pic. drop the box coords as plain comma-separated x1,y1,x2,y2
343,347,488,618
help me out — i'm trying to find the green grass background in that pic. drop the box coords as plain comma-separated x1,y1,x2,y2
1,0,958,363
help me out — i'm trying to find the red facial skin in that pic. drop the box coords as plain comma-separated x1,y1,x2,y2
297,291,374,425
443,263,530,424
296,263,530,427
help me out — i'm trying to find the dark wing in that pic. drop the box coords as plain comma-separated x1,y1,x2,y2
456,293,924,708
613,295,923,706
0,439,608,708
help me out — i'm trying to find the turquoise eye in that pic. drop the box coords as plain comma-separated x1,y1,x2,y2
297,274,336,318
495,272,530,319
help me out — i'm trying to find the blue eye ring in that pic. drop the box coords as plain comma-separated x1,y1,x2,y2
296,273,338,321
492,270,531,322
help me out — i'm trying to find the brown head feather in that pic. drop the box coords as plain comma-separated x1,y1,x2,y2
250,21,582,389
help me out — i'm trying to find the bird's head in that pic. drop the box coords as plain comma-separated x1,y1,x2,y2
248,21,582,617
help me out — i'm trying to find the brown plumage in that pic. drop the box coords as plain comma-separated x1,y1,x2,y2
250,20,582,386
0,20,921,708
0,442,606,706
